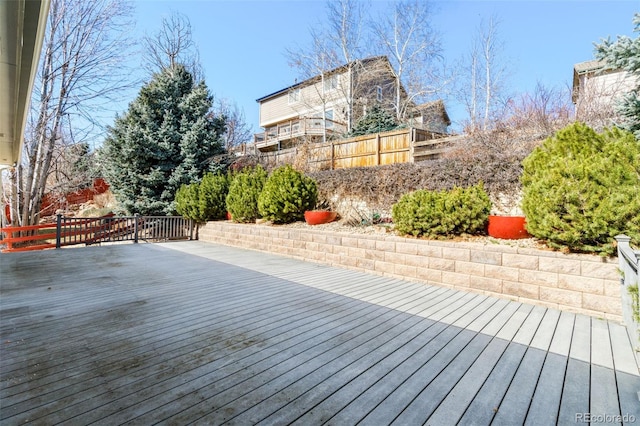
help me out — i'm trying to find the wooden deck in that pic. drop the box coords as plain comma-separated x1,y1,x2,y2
1,241,639,425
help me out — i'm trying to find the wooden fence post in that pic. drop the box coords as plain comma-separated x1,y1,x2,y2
331,140,335,170
134,214,139,243
55,214,62,249
376,133,381,165
410,128,416,163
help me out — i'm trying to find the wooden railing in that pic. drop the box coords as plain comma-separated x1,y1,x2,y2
1,215,194,253
615,235,640,362
254,117,347,149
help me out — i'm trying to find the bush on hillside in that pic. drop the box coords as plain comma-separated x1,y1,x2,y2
258,165,318,223
521,123,640,255
392,183,491,238
307,128,538,216
199,172,229,220
226,165,268,223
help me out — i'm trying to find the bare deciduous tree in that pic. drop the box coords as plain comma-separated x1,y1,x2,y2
215,99,253,150
143,11,203,81
371,0,444,121
324,0,367,65
286,0,372,134
5,0,135,226
458,15,512,131
504,82,574,137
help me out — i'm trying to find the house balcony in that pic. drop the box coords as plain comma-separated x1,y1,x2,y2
254,117,347,151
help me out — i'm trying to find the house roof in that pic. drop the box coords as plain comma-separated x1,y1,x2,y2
0,0,50,166
255,56,393,103
571,59,620,103
413,100,451,126
574,59,608,75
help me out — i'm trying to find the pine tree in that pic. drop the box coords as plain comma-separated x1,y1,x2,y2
225,166,267,223
595,13,640,139
521,122,640,254
100,65,225,215
349,104,400,137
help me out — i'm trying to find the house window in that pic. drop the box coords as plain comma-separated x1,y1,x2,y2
288,88,300,104
325,109,334,128
324,75,338,92
376,86,383,102
311,109,335,128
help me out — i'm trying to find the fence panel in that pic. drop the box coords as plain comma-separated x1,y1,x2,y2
255,127,453,171
252,128,462,171
137,216,193,242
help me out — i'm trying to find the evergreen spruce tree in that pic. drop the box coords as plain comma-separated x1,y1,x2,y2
595,13,640,139
349,104,400,137
100,65,225,215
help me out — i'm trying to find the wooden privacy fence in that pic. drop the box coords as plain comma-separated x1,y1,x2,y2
0,215,194,253
258,128,459,171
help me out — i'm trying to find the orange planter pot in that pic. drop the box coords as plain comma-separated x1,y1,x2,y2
304,211,338,225
487,215,530,239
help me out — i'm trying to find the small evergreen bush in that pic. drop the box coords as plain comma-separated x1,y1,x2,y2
522,123,640,255
226,165,268,223
199,172,229,221
349,104,400,137
175,183,204,222
392,183,491,238
258,165,318,223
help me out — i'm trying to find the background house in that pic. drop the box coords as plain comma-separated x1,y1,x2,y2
406,100,451,135
572,59,637,128
253,56,450,153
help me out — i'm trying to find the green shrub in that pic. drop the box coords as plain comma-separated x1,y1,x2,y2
226,165,268,223
349,104,400,137
175,183,204,222
521,123,640,255
199,172,229,221
258,165,318,223
392,183,491,238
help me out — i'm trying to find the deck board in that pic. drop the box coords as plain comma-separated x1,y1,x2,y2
525,311,575,425
1,241,639,425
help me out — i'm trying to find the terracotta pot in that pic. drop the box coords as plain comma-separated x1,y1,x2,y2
304,210,338,225
487,215,530,239
226,211,232,221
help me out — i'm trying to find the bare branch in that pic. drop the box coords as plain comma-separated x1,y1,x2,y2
215,99,253,150
370,0,444,121
143,11,203,81
9,0,136,226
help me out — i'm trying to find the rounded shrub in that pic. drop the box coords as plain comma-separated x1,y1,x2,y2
225,165,268,223
392,183,491,238
175,183,204,222
521,123,640,255
198,172,229,221
258,165,318,224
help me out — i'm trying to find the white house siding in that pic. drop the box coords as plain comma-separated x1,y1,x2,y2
259,72,352,128
259,95,299,128
575,68,638,121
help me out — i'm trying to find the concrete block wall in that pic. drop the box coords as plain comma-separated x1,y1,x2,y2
199,222,622,321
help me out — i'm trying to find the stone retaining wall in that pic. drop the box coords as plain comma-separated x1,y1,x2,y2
199,222,622,321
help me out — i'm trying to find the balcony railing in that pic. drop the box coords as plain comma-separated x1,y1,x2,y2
254,117,346,149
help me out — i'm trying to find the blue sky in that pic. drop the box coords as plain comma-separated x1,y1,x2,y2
126,0,639,135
